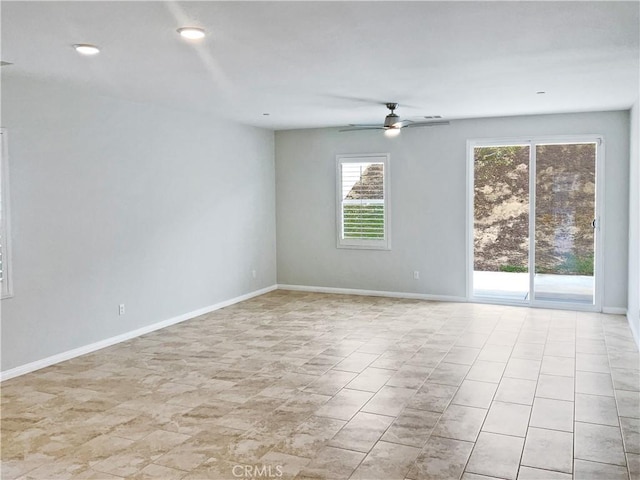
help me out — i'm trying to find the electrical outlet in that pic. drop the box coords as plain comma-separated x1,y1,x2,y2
119,304,125,316
252,270,257,279
413,271,420,280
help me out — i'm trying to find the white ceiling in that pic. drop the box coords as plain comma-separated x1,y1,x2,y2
2,1,639,130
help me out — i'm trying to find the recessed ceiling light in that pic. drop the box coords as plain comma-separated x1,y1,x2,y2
177,27,206,40
73,44,100,55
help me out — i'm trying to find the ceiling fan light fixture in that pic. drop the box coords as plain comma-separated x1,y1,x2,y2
177,27,206,40
384,127,401,137
73,44,100,55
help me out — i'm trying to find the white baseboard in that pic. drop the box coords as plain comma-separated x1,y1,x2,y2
627,311,640,350
277,284,468,303
0,284,277,382
603,307,627,315
280,285,632,315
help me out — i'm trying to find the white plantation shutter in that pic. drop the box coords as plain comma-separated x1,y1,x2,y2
336,154,390,250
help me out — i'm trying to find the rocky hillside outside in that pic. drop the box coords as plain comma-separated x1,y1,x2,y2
474,144,595,275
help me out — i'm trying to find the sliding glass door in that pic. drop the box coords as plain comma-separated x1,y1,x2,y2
472,145,531,301
470,137,601,310
533,143,597,305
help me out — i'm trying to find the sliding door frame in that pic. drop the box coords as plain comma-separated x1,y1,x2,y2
466,135,605,312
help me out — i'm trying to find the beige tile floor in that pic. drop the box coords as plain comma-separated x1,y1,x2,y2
2,290,639,480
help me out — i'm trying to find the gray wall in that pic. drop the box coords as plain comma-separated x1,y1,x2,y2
1,75,277,371
276,111,630,310
629,101,640,345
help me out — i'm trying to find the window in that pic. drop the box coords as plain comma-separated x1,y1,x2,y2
1,129,12,298
336,154,390,250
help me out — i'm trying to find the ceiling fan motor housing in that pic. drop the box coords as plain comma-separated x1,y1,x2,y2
383,103,401,128
384,113,401,128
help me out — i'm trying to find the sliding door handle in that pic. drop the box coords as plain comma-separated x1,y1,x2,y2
592,218,597,229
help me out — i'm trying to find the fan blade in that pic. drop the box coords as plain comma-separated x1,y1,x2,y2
339,126,385,132
403,120,450,128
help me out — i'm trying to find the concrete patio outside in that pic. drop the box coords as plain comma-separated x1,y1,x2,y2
473,270,594,304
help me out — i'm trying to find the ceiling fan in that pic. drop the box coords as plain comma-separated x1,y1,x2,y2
340,103,450,135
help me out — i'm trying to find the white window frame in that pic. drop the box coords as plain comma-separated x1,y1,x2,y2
336,153,391,250
1,128,13,298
